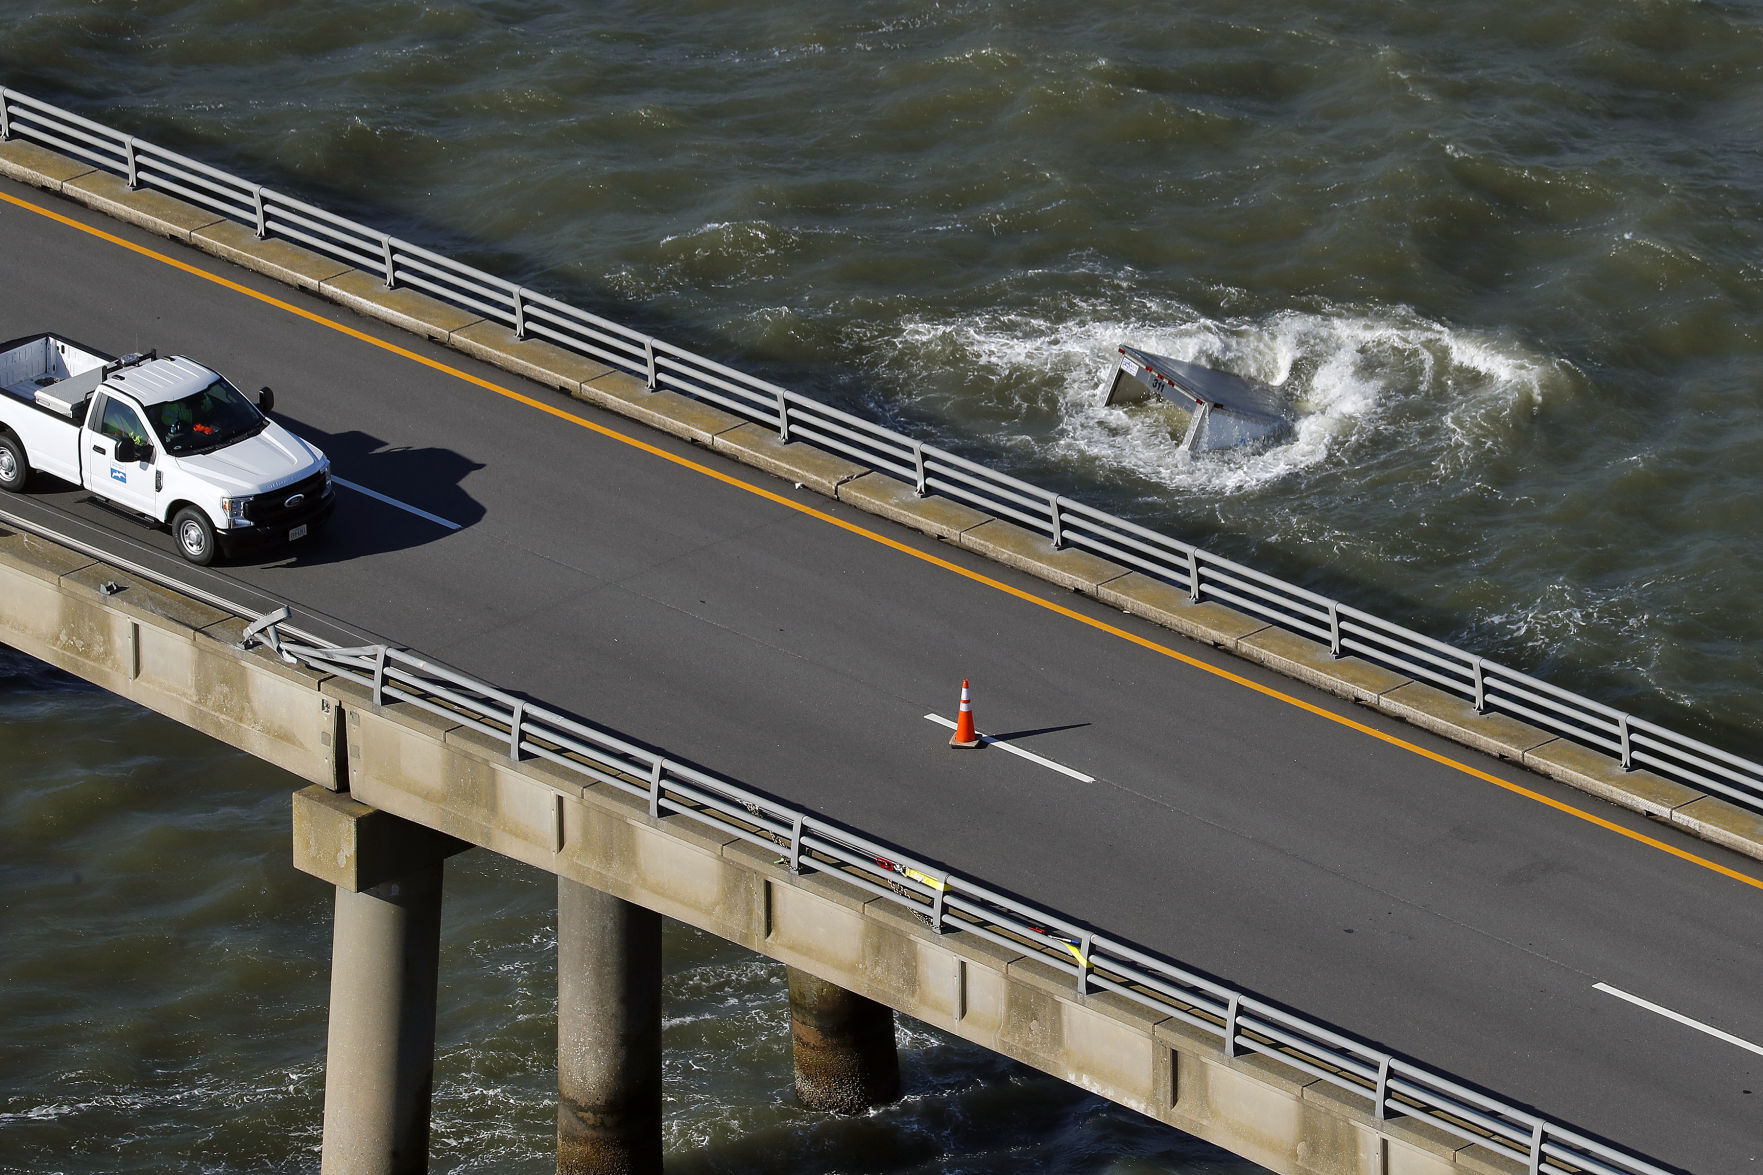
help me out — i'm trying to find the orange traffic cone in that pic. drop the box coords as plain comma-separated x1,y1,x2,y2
949,679,982,748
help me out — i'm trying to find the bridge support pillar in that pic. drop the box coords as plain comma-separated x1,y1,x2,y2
292,786,470,1175
322,866,445,1175
557,878,663,1175
786,967,900,1113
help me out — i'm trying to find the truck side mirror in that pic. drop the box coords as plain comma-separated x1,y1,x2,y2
258,386,275,413
115,438,151,463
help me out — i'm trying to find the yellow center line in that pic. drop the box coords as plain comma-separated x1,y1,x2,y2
8,185,1760,893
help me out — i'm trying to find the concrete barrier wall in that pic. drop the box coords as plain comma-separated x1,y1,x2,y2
4,135,1758,866
0,519,1521,1175
0,528,339,786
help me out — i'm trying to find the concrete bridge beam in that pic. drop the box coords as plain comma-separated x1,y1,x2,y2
786,967,901,1114
557,878,663,1175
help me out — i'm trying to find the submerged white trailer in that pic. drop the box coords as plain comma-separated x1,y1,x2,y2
1101,345,1296,453
0,332,335,565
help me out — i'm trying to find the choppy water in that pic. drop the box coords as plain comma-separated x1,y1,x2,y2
3,0,1762,1169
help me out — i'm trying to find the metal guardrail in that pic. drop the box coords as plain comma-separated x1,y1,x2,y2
3,84,1759,818
214,607,1665,1175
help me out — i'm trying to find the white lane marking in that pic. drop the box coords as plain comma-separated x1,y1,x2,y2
923,714,1096,782
332,476,462,531
1595,983,1763,1058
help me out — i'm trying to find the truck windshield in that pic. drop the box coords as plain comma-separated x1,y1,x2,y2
149,377,267,456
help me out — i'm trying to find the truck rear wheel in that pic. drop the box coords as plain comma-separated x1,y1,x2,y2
172,506,218,566
0,433,29,492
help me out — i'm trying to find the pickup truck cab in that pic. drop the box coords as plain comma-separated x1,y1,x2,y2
0,332,333,564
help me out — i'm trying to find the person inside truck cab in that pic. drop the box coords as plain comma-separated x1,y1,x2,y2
99,398,150,453
152,379,263,455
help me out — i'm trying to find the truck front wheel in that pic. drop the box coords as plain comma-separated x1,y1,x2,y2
172,506,218,566
0,433,30,492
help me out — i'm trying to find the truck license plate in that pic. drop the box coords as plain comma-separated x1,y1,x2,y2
289,524,308,541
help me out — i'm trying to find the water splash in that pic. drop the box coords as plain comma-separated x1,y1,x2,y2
872,298,1581,497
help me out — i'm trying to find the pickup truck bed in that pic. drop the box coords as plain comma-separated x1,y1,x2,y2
0,333,112,421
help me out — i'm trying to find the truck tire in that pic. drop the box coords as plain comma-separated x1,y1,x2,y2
172,506,218,566
0,432,29,492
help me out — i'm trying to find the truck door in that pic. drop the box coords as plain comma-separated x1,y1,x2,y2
80,392,161,517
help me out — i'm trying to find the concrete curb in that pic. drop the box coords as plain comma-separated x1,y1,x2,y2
5,139,1760,867
320,269,482,343
0,138,96,189
192,220,352,292
62,170,225,242
711,423,867,497
836,471,993,542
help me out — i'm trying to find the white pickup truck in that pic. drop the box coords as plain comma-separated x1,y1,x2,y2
0,332,333,564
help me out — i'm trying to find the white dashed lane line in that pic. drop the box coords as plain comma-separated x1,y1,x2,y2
1595,983,1763,1058
923,714,1096,783
333,475,462,531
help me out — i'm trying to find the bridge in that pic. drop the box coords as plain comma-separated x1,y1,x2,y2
2,90,1761,1175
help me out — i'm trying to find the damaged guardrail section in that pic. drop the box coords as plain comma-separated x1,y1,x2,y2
3,84,1757,819
234,615,1661,1175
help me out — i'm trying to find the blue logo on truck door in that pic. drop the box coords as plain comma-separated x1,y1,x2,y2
109,467,127,483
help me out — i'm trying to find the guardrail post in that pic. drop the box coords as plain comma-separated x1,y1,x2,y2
372,645,388,708
1327,602,1342,658
1075,931,1093,994
775,389,791,442
787,813,804,873
1374,1055,1392,1120
647,759,664,819
912,443,927,497
1527,1121,1546,1175
381,236,397,289
0,89,12,140
124,136,140,189
1618,714,1633,770
1049,495,1065,550
512,288,527,340
239,605,291,654
1187,548,1203,603
643,338,658,390
1223,993,1243,1057
1473,658,1487,713
508,700,526,762
252,186,267,238
929,881,946,934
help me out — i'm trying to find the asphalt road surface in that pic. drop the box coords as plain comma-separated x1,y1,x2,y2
3,181,1760,1173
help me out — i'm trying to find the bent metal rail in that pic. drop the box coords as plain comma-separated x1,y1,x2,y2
0,495,1671,1175
3,86,1759,816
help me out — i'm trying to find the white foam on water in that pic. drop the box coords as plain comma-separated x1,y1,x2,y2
876,298,1580,497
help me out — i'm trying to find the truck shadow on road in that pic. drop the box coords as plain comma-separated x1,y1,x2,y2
234,417,485,566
